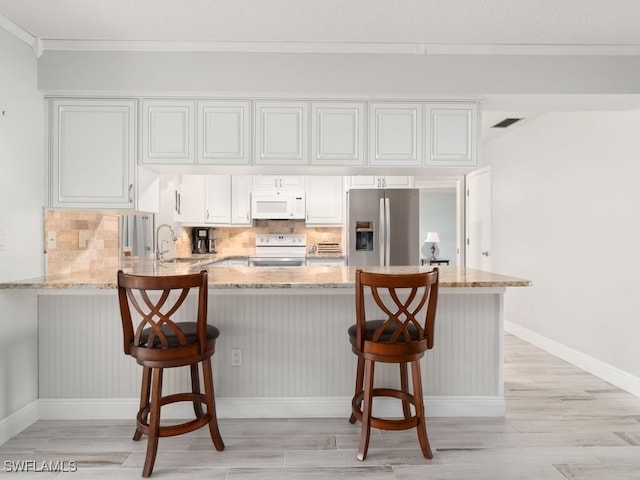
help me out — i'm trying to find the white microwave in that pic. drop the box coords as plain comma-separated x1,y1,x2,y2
251,191,306,219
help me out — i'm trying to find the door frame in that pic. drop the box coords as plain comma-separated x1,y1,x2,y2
414,175,465,267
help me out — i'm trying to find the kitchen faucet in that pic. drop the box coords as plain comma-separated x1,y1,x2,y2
155,224,177,261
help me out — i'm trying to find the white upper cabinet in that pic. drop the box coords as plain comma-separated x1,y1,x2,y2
425,103,478,166
142,100,195,164
206,175,232,225
51,99,136,209
230,175,253,225
348,176,413,189
198,101,251,165
311,102,365,166
255,102,308,165
252,175,305,191
306,176,344,225
368,103,422,167
175,175,207,224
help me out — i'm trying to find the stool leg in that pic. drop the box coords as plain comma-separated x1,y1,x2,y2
142,367,163,477
134,367,152,441
202,358,225,451
190,364,204,418
411,360,433,459
399,362,412,420
357,358,375,461
349,356,365,424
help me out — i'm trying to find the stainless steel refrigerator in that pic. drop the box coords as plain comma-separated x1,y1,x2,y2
347,189,420,266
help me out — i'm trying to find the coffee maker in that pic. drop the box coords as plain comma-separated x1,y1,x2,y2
191,227,216,254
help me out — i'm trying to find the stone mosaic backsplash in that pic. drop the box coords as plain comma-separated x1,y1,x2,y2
44,211,343,275
44,209,120,276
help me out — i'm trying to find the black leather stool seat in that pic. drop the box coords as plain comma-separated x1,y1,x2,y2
139,323,220,348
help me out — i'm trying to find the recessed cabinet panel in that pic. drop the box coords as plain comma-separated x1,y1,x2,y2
369,103,422,166
311,102,364,166
255,102,308,165
252,175,305,191
142,101,194,164
51,99,135,208
199,101,251,165
426,103,478,166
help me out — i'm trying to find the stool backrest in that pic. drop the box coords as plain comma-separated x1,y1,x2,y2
117,270,209,354
355,268,439,349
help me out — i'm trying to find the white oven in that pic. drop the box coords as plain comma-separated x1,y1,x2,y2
249,234,307,267
251,191,306,220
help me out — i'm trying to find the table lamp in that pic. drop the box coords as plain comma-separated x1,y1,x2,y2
424,232,440,260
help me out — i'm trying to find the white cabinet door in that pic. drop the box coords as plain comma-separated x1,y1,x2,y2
252,175,305,191
348,176,413,189
198,101,251,165
255,102,308,165
142,100,195,164
369,103,422,167
426,103,478,166
311,102,364,166
206,175,231,225
176,175,207,224
383,176,414,188
231,176,253,225
51,99,136,209
306,176,343,225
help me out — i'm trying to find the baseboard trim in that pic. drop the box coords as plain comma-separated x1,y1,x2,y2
37,395,505,420
0,401,39,446
505,321,640,398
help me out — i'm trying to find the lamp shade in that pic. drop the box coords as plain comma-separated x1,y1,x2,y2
424,232,440,243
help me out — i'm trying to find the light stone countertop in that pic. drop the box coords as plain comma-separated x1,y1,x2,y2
0,258,531,290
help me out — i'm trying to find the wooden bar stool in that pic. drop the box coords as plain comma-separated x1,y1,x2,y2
348,268,439,461
117,270,224,477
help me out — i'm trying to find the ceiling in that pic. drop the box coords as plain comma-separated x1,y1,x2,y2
2,0,640,144
1,0,640,45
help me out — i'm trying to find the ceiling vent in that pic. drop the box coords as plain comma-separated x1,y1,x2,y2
491,118,522,128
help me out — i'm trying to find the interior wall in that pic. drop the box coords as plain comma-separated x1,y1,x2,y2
38,50,640,96
419,190,457,264
0,26,42,438
485,110,640,384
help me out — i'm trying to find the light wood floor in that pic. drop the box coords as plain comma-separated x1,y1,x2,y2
2,333,640,479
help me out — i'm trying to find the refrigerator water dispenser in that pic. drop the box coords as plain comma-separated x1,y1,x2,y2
355,221,374,251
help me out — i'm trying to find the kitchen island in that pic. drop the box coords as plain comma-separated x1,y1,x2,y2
1,263,529,420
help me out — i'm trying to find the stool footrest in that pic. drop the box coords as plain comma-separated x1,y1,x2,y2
351,387,421,431
136,392,211,438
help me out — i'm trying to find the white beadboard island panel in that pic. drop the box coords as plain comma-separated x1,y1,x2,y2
37,287,505,418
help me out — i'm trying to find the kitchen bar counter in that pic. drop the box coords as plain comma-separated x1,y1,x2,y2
4,263,530,422
0,261,530,290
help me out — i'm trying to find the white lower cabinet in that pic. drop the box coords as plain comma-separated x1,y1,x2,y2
50,99,136,209
305,176,344,225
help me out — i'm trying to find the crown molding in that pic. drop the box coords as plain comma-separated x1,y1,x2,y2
0,12,35,47
40,39,640,56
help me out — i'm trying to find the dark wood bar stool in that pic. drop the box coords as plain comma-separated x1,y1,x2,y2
117,270,224,477
348,268,439,461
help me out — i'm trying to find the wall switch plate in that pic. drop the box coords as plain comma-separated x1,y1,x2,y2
231,348,242,367
47,231,57,249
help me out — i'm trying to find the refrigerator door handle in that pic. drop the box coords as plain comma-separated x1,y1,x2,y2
379,197,385,266
384,197,391,266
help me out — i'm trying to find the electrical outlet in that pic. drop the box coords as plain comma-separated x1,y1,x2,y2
47,231,57,249
231,348,242,367
78,230,90,248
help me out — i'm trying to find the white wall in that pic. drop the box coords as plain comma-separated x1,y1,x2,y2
419,190,457,264
485,110,640,390
0,28,44,281
0,27,43,442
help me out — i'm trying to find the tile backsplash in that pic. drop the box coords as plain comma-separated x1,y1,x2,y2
44,209,120,276
44,211,344,275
